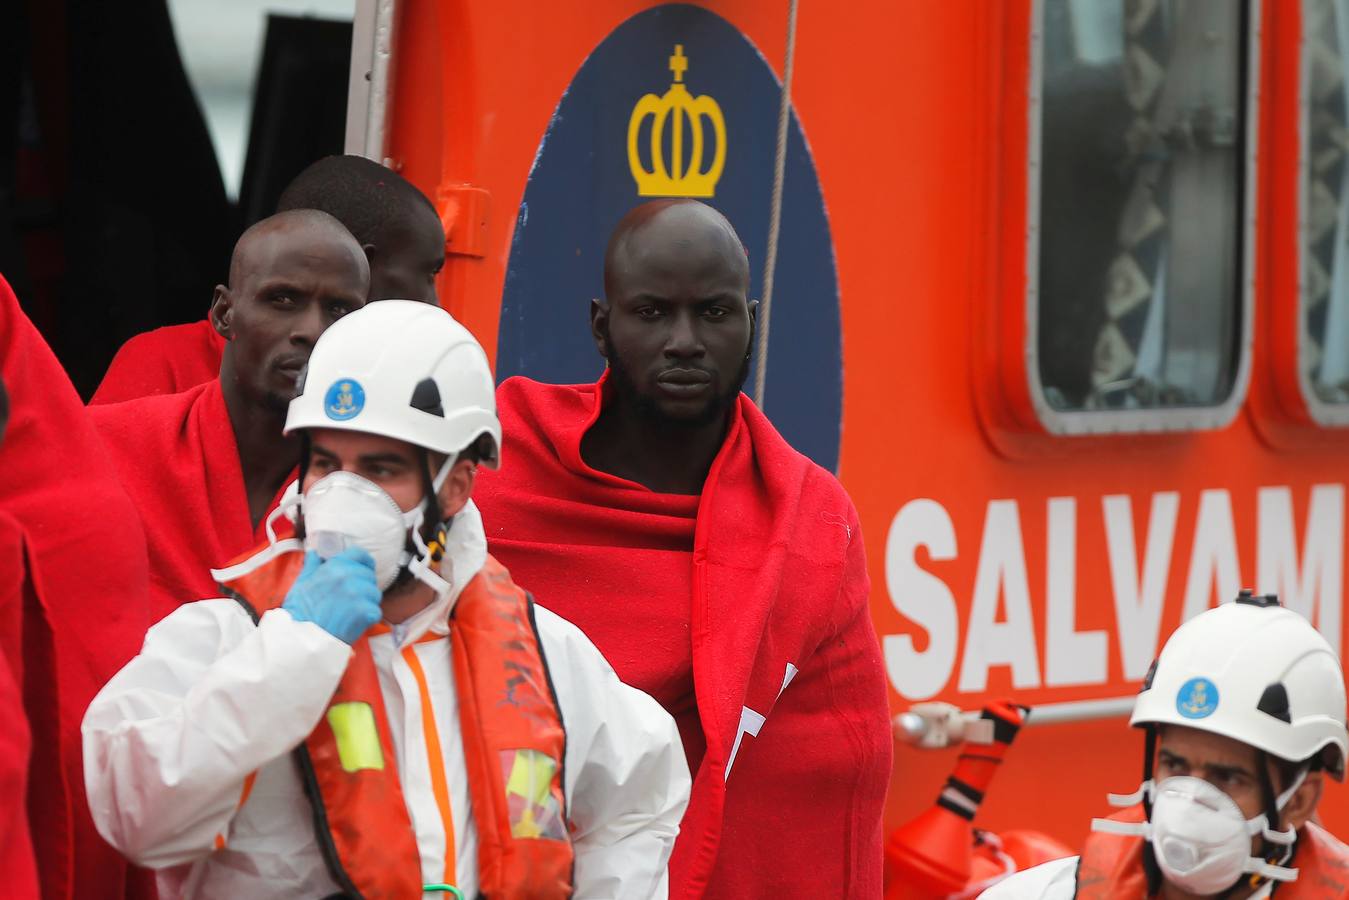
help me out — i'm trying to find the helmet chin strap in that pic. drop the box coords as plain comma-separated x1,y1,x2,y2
397,453,459,596
430,453,457,493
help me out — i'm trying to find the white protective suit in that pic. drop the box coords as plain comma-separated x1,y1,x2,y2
978,855,1279,900
83,502,691,899
976,857,1077,898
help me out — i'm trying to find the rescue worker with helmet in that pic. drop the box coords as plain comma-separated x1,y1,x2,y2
982,592,1349,899
81,300,691,899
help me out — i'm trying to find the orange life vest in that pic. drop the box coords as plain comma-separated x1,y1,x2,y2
218,546,575,900
1076,806,1349,899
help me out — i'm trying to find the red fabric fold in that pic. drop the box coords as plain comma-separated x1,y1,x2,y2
0,276,154,899
476,375,893,899
91,318,224,405
89,380,292,620
0,514,40,900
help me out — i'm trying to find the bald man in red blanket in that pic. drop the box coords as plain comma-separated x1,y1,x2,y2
0,283,154,899
91,155,445,404
475,200,892,898
90,210,370,621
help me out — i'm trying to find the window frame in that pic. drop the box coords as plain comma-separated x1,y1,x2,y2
1297,0,1349,427
1022,0,1259,436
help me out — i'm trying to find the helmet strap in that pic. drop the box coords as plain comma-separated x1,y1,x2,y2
1142,725,1157,818
1243,753,1304,893
1141,726,1163,895
416,448,456,542
398,448,458,592
1259,751,1281,837
295,432,312,539
431,451,457,492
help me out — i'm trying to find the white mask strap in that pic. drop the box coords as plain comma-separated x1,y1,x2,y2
1253,766,1308,845
1242,857,1300,883
1258,819,1298,845
266,490,303,544
1090,816,1150,837
406,553,452,597
403,498,427,533
1105,779,1154,807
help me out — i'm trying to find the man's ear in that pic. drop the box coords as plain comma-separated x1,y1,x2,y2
590,298,610,360
210,286,234,340
435,457,478,520
745,299,760,360
1281,771,1324,832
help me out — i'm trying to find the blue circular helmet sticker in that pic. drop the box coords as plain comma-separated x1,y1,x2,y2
324,379,365,421
498,4,842,471
1176,677,1220,719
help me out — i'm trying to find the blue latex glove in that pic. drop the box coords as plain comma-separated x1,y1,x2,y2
282,548,382,645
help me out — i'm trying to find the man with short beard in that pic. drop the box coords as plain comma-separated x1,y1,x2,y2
474,199,892,898
91,209,369,621
91,155,444,404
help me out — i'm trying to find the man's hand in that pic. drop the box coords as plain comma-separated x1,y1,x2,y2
281,548,382,644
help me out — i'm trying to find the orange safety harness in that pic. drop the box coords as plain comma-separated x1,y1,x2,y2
1076,807,1349,899
219,546,574,900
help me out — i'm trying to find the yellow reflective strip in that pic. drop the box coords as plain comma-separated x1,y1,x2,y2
327,702,385,772
506,750,557,806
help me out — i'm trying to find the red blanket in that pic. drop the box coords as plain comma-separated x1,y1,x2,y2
89,380,292,620
0,515,39,899
476,375,893,898
91,318,224,404
0,277,155,899
0,656,37,898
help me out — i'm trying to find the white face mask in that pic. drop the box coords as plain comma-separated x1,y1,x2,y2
1092,772,1304,894
301,470,425,591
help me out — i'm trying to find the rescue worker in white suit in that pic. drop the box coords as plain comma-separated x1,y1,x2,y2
981,592,1349,899
82,300,691,899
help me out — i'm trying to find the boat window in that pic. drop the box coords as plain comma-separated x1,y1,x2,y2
1301,0,1349,421
1030,0,1251,432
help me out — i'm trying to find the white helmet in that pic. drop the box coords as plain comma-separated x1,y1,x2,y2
285,299,500,467
1132,592,1347,780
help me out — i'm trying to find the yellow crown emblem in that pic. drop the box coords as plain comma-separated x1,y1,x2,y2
627,45,726,198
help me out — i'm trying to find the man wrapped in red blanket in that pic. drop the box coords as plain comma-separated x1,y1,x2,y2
475,200,892,898
89,210,370,621
92,155,446,405
0,279,153,899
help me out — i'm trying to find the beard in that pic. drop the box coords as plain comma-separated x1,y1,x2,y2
262,389,293,414
602,320,751,430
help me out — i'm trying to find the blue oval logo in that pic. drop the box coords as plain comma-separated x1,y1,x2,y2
324,379,365,421
497,4,842,471
1177,677,1219,719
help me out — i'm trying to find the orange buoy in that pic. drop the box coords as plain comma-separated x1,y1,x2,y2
884,700,1026,898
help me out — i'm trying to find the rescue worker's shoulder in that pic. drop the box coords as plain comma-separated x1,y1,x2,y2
135,597,259,655
529,600,676,726
114,597,349,677
977,856,1079,899
530,600,623,679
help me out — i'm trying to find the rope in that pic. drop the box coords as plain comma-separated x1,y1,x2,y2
753,0,800,410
